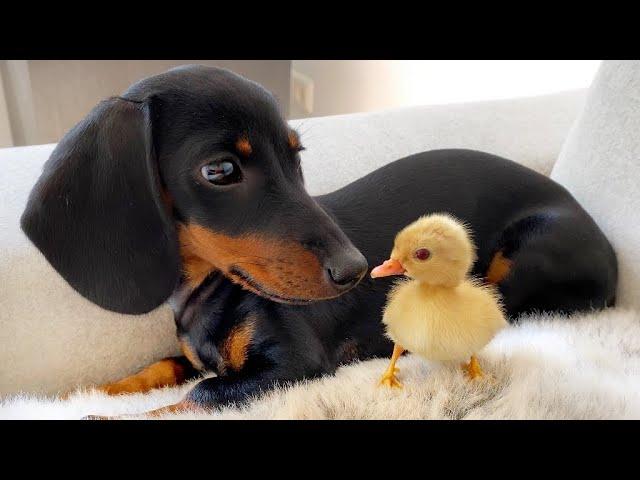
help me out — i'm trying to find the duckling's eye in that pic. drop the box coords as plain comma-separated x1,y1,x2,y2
414,248,431,261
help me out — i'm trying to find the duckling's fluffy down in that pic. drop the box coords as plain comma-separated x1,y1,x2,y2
383,278,507,362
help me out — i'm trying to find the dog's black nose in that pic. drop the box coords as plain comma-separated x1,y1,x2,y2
326,251,368,291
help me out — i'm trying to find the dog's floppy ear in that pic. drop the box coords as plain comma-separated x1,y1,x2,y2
21,97,180,314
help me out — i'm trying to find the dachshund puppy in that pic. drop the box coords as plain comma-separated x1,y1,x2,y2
21,65,617,416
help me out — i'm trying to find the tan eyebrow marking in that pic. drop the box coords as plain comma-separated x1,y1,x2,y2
236,136,252,156
288,130,301,150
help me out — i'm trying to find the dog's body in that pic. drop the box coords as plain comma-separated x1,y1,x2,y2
174,150,618,407
20,66,617,413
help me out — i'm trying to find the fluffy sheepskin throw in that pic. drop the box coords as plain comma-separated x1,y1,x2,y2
2,307,639,420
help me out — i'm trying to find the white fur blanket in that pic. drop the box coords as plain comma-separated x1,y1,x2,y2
2,307,639,420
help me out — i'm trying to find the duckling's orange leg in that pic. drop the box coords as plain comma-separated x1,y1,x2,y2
379,344,405,388
461,355,484,380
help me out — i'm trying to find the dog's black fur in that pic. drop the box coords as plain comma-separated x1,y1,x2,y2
21,65,617,410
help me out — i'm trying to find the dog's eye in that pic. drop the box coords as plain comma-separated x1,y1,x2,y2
201,159,242,185
414,248,431,261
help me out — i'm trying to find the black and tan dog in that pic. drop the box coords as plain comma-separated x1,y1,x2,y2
21,65,617,416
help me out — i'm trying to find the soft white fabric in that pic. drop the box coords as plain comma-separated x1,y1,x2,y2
0,91,586,397
293,90,586,195
552,61,640,309
0,144,180,396
2,307,638,420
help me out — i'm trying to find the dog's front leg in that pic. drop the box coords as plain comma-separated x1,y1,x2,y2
85,361,319,419
184,372,295,411
91,356,201,396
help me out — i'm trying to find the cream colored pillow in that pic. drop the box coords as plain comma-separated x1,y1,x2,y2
552,61,640,309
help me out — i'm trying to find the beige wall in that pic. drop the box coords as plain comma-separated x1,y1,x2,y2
291,61,401,119
0,66,15,147
0,60,291,146
2,60,601,147
291,60,602,119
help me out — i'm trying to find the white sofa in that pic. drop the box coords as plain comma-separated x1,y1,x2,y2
2,69,639,418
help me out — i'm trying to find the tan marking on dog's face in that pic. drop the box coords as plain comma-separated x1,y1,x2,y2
486,250,513,284
235,136,252,156
178,224,338,302
222,317,256,371
180,240,218,289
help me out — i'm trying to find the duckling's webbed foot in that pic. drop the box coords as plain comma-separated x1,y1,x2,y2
379,370,403,389
378,344,405,389
462,355,484,380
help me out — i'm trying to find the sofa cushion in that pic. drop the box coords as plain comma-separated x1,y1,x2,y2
552,61,640,309
292,90,586,195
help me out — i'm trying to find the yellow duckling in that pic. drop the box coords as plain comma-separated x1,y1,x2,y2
371,213,507,388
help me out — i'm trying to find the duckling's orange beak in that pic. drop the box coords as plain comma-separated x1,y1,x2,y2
370,259,406,278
